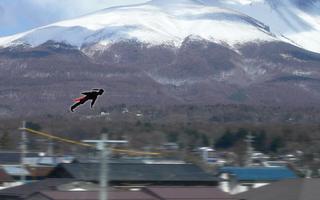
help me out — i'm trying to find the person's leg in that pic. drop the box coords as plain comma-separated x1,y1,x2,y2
70,102,81,112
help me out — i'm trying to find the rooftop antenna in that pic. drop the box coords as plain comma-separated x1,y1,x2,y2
47,139,54,157
82,135,128,200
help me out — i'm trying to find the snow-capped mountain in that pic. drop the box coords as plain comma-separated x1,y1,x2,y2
1,0,320,116
0,0,277,49
0,0,319,53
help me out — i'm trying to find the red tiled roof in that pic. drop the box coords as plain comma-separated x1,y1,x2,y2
0,168,14,182
145,186,236,199
35,187,235,200
27,166,54,177
38,190,158,200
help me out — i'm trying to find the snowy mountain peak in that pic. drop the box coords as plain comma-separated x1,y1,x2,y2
0,0,319,53
0,1,276,49
149,0,204,5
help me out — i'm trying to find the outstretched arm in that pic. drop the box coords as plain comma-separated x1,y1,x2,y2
91,96,97,108
81,91,92,95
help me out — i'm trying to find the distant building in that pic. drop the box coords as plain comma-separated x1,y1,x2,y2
251,152,270,163
236,178,320,200
162,143,179,151
197,147,227,165
262,161,288,167
1,165,53,182
218,167,298,194
0,152,39,165
0,152,75,167
281,154,299,162
23,156,75,166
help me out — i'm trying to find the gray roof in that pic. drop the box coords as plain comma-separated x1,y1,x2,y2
235,178,320,200
48,163,218,184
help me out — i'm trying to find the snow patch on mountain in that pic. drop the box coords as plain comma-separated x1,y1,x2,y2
202,0,320,53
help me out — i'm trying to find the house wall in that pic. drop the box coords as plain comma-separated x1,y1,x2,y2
219,173,269,195
220,181,269,194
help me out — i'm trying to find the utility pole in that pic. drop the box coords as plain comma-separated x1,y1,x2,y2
100,134,108,200
47,139,54,156
20,121,27,183
47,139,55,165
82,135,128,200
245,133,254,167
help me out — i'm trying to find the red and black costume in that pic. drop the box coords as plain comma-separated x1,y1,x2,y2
71,89,104,112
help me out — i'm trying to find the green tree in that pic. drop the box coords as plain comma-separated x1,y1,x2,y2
269,136,286,153
201,134,210,146
253,130,267,152
235,128,248,140
215,130,235,149
166,132,178,143
26,121,42,131
0,131,12,149
184,129,201,150
100,127,109,133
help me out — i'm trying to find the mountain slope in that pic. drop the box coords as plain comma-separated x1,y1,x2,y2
1,38,320,117
0,0,276,49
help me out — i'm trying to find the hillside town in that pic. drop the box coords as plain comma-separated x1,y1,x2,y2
0,121,317,200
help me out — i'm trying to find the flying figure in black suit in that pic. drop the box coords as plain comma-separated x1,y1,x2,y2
71,89,104,112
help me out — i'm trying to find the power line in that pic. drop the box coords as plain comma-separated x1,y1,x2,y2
19,127,161,156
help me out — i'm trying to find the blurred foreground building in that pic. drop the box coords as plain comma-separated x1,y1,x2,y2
0,161,237,200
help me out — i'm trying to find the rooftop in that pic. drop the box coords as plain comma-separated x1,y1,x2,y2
32,190,157,200
48,163,219,185
145,186,236,200
236,178,320,200
0,178,75,199
0,168,14,182
0,180,234,200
